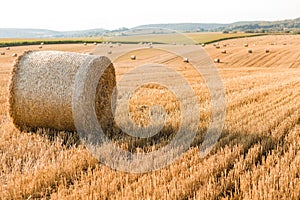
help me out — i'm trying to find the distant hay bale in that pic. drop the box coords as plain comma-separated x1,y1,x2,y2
244,44,248,47
221,50,227,54
214,58,220,63
183,58,189,63
93,42,97,45
12,53,17,57
6,47,10,50
107,51,112,54
130,55,136,60
0,52,5,55
83,42,87,45
223,44,227,47
248,49,253,53
265,49,270,53
40,42,44,45
38,45,43,49
201,43,206,47
9,51,116,132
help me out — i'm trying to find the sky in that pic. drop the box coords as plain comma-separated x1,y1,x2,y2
1,0,299,31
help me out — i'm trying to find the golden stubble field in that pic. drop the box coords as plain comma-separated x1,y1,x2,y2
0,35,300,199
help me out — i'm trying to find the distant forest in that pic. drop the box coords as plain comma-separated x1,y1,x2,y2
219,18,300,33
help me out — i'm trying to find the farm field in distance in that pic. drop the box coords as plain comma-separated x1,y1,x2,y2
110,32,263,44
0,32,263,47
0,34,300,199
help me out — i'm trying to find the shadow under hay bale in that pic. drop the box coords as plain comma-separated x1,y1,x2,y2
36,128,82,148
9,51,117,136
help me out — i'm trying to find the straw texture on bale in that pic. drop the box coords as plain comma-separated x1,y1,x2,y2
9,51,116,132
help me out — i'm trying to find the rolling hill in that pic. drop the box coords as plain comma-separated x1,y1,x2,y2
0,17,299,38
0,28,107,38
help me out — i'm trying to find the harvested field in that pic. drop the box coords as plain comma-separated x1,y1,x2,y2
0,35,300,199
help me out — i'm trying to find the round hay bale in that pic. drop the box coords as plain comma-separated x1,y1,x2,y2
12,53,17,57
83,42,87,46
214,58,220,63
0,52,5,55
6,47,10,50
107,51,112,54
183,58,189,63
221,50,227,54
9,51,116,132
93,42,97,45
216,46,220,49
38,45,43,49
265,49,270,53
244,44,248,47
248,49,252,53
130,55,136,60
40,42,44,45
201,43,206,47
